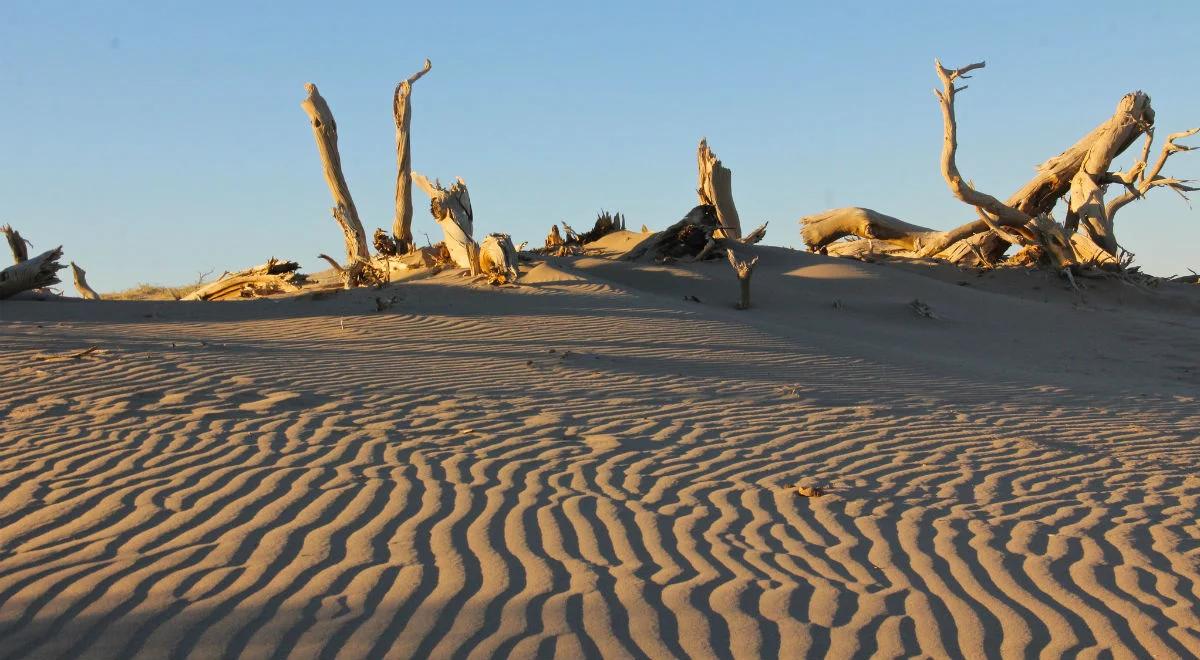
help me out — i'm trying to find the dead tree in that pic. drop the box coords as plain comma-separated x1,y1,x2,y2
478,233,520,284
392,59,432,252
3,225,31,263
70,262,100,300
301,83,372,267
726,250,759,309
0,247,64,299
413,173,475,269
697,139,743,239
183,258,307,301
800,59,1193,270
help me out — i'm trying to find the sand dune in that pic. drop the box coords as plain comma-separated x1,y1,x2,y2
2,237,1199,658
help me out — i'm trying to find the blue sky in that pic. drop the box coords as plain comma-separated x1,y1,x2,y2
2,1,1197,290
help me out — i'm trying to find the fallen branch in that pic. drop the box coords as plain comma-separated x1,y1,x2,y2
31,346,101,362
182,258,307,300
0,246,65,299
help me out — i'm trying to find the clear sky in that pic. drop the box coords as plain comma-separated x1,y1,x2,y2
3,1,1197,291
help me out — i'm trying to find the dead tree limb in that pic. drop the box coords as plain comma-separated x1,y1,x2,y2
1106,127,1199,221
301,82,371,266
740,222,768,245
413,173,476,269
183,258,307,301
2,225,31,264
800,60,1161,269
697,139,743,239
726,250,759,310
69,262,100,300
392,58,432,252
0,247,65,299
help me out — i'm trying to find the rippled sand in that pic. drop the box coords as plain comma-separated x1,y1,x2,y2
3,234,1199,658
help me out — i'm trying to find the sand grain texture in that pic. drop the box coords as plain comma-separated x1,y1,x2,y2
2,238,1199,658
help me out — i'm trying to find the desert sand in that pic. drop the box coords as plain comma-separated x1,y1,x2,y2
2,232,1199,658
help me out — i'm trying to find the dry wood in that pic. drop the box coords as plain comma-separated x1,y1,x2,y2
2,224,31,264
697,139,743,239
801,59,1165,269
69,262,101,300
31,346,101,362
0,246,64,299
392,59,432,252
478,233,520,284
1105,128,1199,221
183,258,305,300
1065,92,1155,253
301,83,371,265
413,173,476,269
726,250,759,310
740,222,768,245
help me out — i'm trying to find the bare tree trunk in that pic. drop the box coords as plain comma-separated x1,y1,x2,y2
2,225,31,264
413,173,476,269
392,59,432,252
697,139,743,239
300,83,371,265
478,233,520,284
70,262,100,300
0,247,64,299
726,250,759,310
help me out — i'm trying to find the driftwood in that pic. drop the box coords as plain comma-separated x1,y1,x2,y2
477,233,520,284
301,83,372,266
3,225,31,264
0,246,65,299
70,262,101,300
800,59,1191,272
413,173,475,269
697,139,742,239
391,59,432,252
183,258,306,301
726,250,759,310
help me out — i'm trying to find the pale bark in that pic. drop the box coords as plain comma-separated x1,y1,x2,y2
0,247,64,299
392,59,432,252
478,233,520,284
413,173,476,269
726,250,758,310
70,262,100,300
740,222,768,245
183,258,305,300
1105,127,1198,221
697,139,743,239
301,83,371,265
801,60,1160,268
1066,92,1155,253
